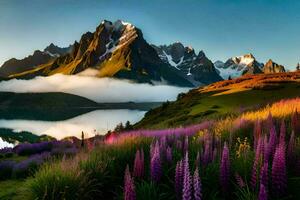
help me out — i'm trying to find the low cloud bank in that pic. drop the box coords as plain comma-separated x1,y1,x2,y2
0,74,191,103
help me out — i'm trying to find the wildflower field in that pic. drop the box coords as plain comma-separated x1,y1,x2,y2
1,98,300,199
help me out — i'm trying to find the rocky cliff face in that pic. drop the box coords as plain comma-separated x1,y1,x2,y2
263,59,286,73
153,42,223,85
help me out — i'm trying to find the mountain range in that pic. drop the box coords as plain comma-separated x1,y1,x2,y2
0,19,289,86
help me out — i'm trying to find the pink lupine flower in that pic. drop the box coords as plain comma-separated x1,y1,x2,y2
220,142,230,193
258,184,267,200
150,141,162,183
182,153,192,200
124,165,136,200
271,145,287,197
193,168,202,200
175,160,183,199
133,149,144,178
260,162,269,191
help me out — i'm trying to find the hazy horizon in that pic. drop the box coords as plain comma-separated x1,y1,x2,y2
1,0,300,70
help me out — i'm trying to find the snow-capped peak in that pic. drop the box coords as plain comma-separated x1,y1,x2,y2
231,53,255,66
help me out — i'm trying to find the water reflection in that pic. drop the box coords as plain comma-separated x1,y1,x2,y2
0,109,146,139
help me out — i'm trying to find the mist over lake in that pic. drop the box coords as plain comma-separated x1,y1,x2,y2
0,74,191,103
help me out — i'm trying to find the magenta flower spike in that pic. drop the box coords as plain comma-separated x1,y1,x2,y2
220,142,230,193
182,153,192,200
235,173,245,188
175,160,183,199
166,146,172,164
267,125,277,160
271,145,287,197
258,184,268,200
260,161,269,191
287,131,295,163
279,120,286,146
150,141,162,183
124,165,136,200
193,167,202,200
133,148,144,178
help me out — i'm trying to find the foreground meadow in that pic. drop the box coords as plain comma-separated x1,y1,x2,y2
1,98,300,199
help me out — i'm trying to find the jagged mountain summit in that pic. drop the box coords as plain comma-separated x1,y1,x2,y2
214,54,263,79
263,59,286,73
0,44,72,77
1,20,193,87
152,42,223,85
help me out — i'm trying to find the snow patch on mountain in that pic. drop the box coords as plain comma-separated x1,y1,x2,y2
163,51,183,70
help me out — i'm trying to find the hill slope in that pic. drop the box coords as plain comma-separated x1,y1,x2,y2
135,71,300,128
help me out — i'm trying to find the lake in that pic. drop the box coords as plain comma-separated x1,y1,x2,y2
0,109,146,145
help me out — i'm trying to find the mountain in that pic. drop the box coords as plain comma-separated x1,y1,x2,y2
0,44,72,78
263,59,286,73
44,43,73,57
214,54,263,79
5,20,193,87
135,71,300,129
152,42,223,85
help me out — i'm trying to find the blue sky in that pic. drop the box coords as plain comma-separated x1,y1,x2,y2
0,0,300,69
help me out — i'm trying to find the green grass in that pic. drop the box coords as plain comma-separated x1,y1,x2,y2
0,180,24,200
135,83,300,129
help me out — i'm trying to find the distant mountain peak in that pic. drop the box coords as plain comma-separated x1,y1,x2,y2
263,59,285,73
153,43,222,85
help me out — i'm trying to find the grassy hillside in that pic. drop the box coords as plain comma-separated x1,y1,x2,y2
135,72,300,129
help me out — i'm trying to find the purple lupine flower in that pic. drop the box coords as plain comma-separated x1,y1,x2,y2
182,153,192,200
220,142,230,193
279,120,286,146
267,125,277,160
0,147,13,154
14,141,52,156
193,167,202,200
150,141,155,159
175,160,183,199
150,141,162,182
258,184,268,200
251,137,263,190
166,146,172,164
271,145,287,197
235,173,245,188
260,161,268,191
287,131,295,163
13,152,51,178
124,165,136,200
263,135,269,163
133,149,144,178
160,136,167,160
202,141,212,166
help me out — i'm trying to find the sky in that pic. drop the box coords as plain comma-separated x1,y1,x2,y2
0,0,300,69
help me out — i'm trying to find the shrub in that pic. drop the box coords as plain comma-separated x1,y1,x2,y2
23,160,94,200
